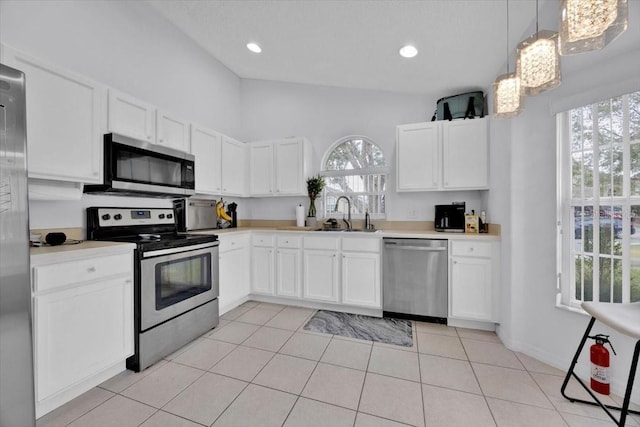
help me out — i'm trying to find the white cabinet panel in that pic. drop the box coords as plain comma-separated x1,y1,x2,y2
450,257,493,321
397,122,440,191
248,138,311,196
443,119,488,189
157,110,189,152
107,89,155,142
249,143,274,195
1,46,103,184
251,246,275,295
397,118,488,191
303,250,339,302
341,252,380,308
275,140,303,194
219,246,250,312
190,125,222,195
34,277,133,401
31,247,134,416
276,248,301,298
221,137,246,197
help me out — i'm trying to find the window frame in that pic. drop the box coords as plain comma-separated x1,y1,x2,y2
321,135,388,219
557,92,640,308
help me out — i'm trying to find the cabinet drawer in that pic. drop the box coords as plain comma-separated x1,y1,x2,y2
304,236,339,251
219,233,250,252
277,236,301,249
450,240,492,258
33,253,131,293
252,233,275,247
342,237,380,253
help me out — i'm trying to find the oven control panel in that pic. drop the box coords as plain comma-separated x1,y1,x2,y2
96,208,175,227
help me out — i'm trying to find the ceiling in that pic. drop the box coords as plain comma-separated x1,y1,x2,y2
147,0,636,97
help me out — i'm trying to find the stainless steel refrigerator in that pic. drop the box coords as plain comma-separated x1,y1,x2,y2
0,63,36,426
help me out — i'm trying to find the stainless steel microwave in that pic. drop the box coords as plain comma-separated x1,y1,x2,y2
85,133,195,197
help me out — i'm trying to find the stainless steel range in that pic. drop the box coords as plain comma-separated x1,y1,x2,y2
87,207,219,372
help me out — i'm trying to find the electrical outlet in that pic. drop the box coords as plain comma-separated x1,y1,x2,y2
407,206,418,219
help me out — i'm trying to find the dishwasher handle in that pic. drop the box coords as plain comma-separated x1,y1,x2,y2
384,244,447,252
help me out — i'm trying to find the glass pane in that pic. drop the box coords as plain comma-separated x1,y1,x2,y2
599,146,613,197
599,257,612,303
610,97,624,145
582,106,593,150
572,152,582,198
631,91,640,145
597,99,613,146
613,258,622,303
575,254,583,301
612,145,623,196
579,205,594,253
583,255,593,302
631,144,640,196
324,138,385,170
632,204,640,302
156,254,211,309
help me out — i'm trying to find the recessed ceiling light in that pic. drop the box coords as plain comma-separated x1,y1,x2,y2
246,42,262,53
399,45,418,58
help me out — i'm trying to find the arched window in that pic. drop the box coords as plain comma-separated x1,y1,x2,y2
322,136,387,218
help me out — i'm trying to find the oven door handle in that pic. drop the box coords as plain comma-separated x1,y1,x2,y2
142,242,219,258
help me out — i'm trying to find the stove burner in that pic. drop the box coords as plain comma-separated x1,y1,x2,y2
138,233,162,240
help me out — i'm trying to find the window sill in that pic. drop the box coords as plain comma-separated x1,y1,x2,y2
555,293,589,317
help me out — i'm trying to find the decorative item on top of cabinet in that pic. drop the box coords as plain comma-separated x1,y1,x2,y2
397,117,488,191
248,137,313,197
1,45,104,185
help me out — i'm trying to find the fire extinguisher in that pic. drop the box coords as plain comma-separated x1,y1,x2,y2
589,334,616,395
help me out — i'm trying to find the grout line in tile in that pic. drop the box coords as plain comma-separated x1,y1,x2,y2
156,409,209,427
48,390,120,426
415,321,428,427
354,335,374,416
207,379,252,426
355,409,417,426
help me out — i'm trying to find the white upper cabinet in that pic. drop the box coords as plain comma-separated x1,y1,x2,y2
156,110,189,152
442,119,488,189
397,122,440,191
249,143,274,196
248,137,312,196
190,125,222,195
108,90,190,153
397,118,488,191
107,89,155,142
221,136,247,197
1,45,104,184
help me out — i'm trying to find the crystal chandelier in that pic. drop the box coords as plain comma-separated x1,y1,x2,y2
559,0,628,55
493,0,523,118
516,1,561,96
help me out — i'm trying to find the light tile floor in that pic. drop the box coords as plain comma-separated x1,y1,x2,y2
38,301,640,427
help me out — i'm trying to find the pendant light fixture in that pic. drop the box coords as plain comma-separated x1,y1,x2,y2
493,0,523,118
516,0,561,96
559,0,628,55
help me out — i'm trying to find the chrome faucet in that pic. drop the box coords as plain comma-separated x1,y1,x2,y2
334,196,352,231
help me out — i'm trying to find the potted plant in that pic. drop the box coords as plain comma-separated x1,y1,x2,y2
306,174,325,226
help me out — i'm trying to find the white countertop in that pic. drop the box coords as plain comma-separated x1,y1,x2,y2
191,227,501,241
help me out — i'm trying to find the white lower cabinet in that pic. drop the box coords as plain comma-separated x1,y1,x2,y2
31,246,134,417
219,233,251,313
449,240,498,322
275,236,302,298
251,233,275,296
342,252,380,308
303,250,340,302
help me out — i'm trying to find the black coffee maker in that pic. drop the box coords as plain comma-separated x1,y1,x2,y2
228,202,238,228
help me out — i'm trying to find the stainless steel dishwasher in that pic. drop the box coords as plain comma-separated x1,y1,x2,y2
383,238,448,323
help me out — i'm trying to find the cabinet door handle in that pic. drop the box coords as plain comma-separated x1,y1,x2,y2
469,247,474,252
87,267,96,273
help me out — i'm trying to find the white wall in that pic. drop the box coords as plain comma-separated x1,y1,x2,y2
504,45,640,402
240,79,488,221
0,0,243,230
